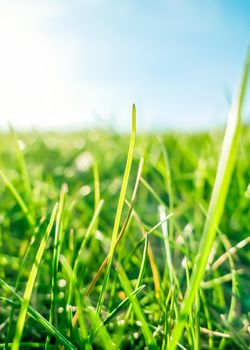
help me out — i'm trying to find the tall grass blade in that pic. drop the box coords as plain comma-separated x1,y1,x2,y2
95,104,136,316
169,51,250,349
46,184,68,349
159,140,174,242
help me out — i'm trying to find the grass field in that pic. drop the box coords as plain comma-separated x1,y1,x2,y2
0,64,250,349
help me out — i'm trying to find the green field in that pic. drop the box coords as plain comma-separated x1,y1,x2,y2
0,66,250,349
0,122,249,349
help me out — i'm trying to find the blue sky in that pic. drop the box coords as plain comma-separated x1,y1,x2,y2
0,0,249,131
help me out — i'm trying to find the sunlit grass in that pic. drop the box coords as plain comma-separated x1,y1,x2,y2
0,55,250,349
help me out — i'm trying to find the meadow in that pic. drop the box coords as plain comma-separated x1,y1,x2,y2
0,63,250,349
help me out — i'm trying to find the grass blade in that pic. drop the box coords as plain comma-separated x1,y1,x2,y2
95,104,136,316
169,51,250,349
0,170,35,226
11,203,58,350
46,183,68,349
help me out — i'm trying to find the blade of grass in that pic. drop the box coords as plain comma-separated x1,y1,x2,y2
140,177,165,206
46,183,68,349
201,270,243,289
159,205,174,284
212,235,250,270
95,104,136,317
169,50,250,350
159,139,174,242
159,204,181,339
11,203,58,350
0,169,35,226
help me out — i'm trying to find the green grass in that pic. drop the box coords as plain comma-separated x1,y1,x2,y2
0,58,250,349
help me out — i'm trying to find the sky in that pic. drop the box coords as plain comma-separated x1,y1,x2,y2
0,0,249,131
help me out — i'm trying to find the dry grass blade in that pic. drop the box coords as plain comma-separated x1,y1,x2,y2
212,236,250,270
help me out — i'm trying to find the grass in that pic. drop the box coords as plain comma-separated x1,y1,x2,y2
0,56,250,348
169,50,250,349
